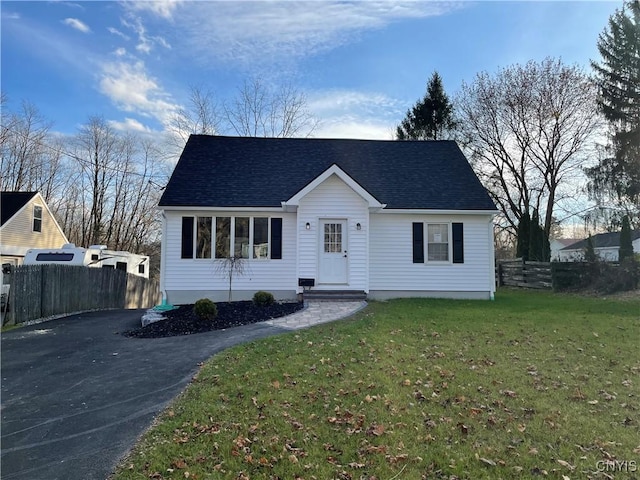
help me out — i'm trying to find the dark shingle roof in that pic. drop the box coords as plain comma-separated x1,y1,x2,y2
562,231,640,250
1,191,37,226
159,136,497,210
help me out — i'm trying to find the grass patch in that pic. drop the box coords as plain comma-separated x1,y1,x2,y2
113,289,640,480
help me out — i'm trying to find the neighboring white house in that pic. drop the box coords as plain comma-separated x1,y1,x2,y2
158,135,499,303
0,191,69,267
557,231,640,262
550,238,581,261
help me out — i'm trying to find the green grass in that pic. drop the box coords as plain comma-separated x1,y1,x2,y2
113,289,640,480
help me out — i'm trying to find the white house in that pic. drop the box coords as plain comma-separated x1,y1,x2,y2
558,231,640,262
158,136,498,303
550,238,581,261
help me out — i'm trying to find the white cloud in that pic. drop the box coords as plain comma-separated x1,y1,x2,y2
99,60,180,127
308,89,402,139
108,26,130,41
113,47,127,57
172,1,462,67
2,11,21,20
121,15,171,54
314,118,396,140
62,17,91,33
108,117,153,133
123,0,183,20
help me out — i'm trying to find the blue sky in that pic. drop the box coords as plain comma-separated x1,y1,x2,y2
1,1,620,139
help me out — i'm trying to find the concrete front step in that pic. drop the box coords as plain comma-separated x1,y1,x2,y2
303,290,367,301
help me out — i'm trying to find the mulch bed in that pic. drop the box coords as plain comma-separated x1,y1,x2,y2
123,301,303,339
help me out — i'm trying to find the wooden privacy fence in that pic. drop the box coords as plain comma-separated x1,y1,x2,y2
497,260,552,290
3,265,161,325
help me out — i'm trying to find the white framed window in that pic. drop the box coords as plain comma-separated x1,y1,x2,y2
215,217,271,260
182,216,281,260
427,223,450,262
33,205,42,232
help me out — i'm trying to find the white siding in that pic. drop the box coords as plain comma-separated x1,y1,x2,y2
297,174,369,291
162,211,297,303
369,213,494,296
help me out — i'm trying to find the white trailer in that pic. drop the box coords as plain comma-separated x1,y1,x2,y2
23,244,150,278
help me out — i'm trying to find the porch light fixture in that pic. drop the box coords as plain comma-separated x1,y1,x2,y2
306,222,311,230
356,223,362,230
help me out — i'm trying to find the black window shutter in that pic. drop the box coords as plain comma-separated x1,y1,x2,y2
452,222,464,264
412,222,424,263
270,218,283,259
181,217,194,259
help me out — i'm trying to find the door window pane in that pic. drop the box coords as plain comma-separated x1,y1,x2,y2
324,223,342,253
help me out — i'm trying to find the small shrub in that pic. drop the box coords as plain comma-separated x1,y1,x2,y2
253,291,275,307
194,298,217,320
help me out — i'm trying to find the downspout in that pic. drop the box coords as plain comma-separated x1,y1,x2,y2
489,216,496,300
159,210,168,305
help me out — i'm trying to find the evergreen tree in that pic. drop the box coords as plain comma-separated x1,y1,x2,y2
528,211,551,261
584,235,598,263
589,0,640,211
396,72,456,140
516,212,531,260
619,215,635,261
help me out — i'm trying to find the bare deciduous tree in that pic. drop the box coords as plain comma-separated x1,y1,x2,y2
166,85,220,157
0,99,63,198
224,77,317,138
456,58,602,237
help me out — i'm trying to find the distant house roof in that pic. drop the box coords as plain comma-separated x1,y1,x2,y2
553,238,582,248
562,231,640,250
159,135,497,211
1,191,37,226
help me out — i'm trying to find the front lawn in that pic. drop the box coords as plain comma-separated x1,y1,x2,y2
113,289,639,480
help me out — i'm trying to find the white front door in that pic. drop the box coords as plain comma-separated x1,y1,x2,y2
319,220,348,284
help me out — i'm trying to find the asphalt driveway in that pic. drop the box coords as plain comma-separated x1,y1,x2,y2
1,309,288,480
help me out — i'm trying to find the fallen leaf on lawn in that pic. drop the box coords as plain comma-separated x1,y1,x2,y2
367,423,385,436
557,459,575,470
501,390,517,398
172,459,187,469
588,400,598,405
385,453,408,464
289,454,299,463
348,462,365,468
562,476,571,480
529,447,538,455
272,380,280,389
479,457,496,466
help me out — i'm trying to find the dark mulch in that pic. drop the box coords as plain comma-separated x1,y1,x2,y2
123,301,303,338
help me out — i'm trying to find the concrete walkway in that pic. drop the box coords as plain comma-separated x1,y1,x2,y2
265,300,367,329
